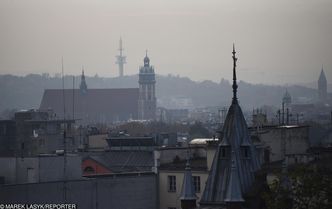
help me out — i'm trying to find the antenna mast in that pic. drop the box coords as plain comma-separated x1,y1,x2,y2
61,57,67,202
115,37,126,77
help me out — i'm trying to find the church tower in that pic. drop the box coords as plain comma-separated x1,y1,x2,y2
318,66,327,103
138,51,156,120
80,69,88,94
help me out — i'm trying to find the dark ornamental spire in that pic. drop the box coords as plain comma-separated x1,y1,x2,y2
232,43,238,104
200,45,261,209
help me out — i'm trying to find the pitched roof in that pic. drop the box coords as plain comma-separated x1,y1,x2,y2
200,45,261,207
39,88,139,123
83,151,154,173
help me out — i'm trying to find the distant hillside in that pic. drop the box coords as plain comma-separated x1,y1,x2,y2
297,81,332,92
0,73,320,117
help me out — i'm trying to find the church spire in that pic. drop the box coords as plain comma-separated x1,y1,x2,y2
80,67,88,94
200,45,261,208
318,65,327,103
232,43,238,104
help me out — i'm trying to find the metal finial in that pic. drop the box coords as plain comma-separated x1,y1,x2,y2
145,49,148,57
119,37,123,51
232,44,238,103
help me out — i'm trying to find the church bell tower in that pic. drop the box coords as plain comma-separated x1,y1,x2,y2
138,51,156,120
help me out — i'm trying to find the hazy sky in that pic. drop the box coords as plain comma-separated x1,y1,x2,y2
0,0,331,84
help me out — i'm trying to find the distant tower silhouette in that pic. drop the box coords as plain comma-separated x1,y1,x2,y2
283,89,292,110
282,89,292,106
80,68,88,94
115,37,126,77
318,66,327,103
138,50,156,120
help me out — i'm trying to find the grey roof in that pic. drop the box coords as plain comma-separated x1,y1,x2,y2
159,157,207,171
200,45,261,206
180,160,197,200
84,151,154,173
39,88,139,123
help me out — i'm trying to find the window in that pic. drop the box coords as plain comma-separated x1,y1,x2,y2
192,176,201,193
222,148,226,158
168,175,176,192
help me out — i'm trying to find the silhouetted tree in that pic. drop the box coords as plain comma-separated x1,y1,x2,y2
263,164,332,209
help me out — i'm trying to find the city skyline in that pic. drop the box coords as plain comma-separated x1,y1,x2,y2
0,0,331,85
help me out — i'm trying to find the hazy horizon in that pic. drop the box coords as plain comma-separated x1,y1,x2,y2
1,0,331,85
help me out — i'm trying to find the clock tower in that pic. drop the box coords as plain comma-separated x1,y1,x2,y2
138,51,156,120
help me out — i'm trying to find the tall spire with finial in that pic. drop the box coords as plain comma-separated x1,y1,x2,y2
200,44,261,208
232,43,238,104
80,66,88,94
318,64,327,103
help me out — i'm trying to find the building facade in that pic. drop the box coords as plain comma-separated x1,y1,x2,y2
40,71,139,124
156,147,209,209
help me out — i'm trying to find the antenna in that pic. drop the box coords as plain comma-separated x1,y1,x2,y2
61,57,67,202
62,57,66,120
115,37,126,77
72,76,75,121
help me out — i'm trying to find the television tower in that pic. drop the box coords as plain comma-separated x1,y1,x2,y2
115,37,126,77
